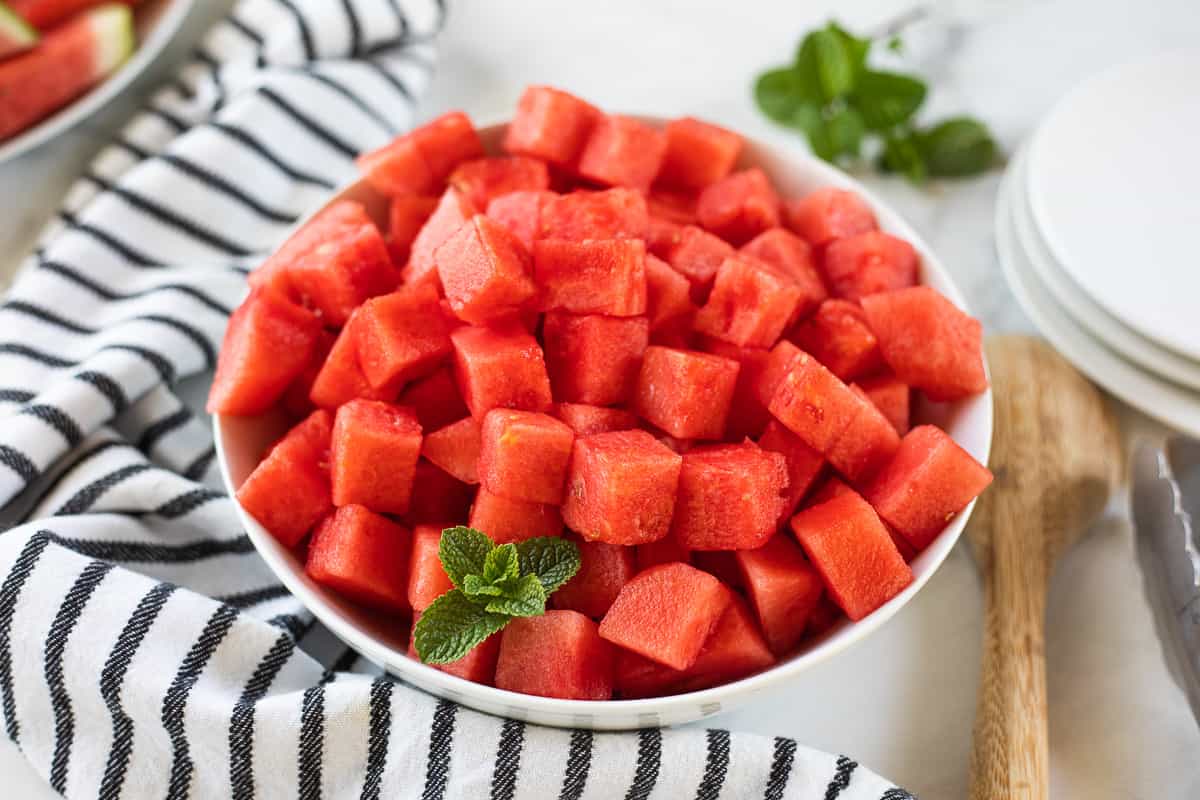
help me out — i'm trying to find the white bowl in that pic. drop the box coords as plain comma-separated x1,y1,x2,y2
215,119,993,730
0,0,194,165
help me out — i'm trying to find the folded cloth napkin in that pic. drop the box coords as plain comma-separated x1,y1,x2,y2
0,1,915,797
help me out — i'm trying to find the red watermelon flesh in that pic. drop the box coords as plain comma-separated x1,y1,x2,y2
736,533,824,655
0,3,132,141
784,187,877,246
356,282,455,392
825,393,900,486
309,309,394,410
646,189,697,225
408,525,454,612
409,611,501,684
388,194,438,265
478,409,574,504
671,443,788,551
469,487,563,544
450,321,553,419
421,416,481,484
805,595,845,639
665,225,736,301
282,328,335,419
822,231,919,301
768,351,863,454
694,254,802,349
757,419,826,523
865,424,993,551
449,155,550,211
496,610,614,700
533,237,647,317
562,429,682,546
485,190,554,251
553,536,637,619
790,489,913,621
790,299,882,382
806,475,854,508
403,459,474,526
697,337,772,440
696,167,781,245
207,287,322,416
435,214,535,325
740,228,827,320
644,253,694,333
405,187,478,287
753,339,803,410
577,114,668,192
0,3,37,58
503,86,600,168
599,563,731,671
11,0,140,29
397,365,469,431
410,111,485,183
539,187,649,240
652,595,776,696
646,216,684,259
356,134,434,197
853,374,910,436
330,399,422,515
861,286,988,401
554,403,638,436
655,116,743,191
236,410,333,548
306,505,412,613
634,346,739,441
543,311,649,406
634,533,690,573
691,550,744,590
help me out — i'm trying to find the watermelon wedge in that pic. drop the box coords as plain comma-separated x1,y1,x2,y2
0,3,133,141
0,2,37,59
9,0,139,31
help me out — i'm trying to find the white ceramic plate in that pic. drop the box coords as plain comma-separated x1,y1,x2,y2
215,118,994,730
1027,49,1200,362
997,153,1200,437
1009,147,1200,392
0,0,194,165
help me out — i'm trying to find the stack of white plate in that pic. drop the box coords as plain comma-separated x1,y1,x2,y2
996,49,1200,436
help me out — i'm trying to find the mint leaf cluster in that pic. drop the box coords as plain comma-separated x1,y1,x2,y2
412,527,581,665
754,21,998,183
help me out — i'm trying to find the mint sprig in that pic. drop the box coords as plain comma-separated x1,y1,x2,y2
412,528,581,665
753,20,998,182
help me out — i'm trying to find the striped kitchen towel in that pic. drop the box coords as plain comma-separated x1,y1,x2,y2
0,0,915,797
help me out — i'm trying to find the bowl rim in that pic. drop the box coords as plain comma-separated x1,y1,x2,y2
214,116,993,726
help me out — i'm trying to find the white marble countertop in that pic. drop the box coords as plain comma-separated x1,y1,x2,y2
3,0,1199,796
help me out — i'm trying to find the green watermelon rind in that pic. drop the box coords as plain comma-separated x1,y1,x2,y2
0,1,39,57
86,3,135,76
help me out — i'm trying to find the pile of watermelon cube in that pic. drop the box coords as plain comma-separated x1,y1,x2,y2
210,86,993,702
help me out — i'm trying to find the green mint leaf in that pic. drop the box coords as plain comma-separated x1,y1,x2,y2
828,22,870,79
438,526,494,589
754,68,812,124
789,104,837,162
412,589,509,665
825,105,865,159
879,130,928,183
851,70,926,131
795,27,854,102
483,543,520,584
462,574,505,598
484,574,547,617
515,537,582,594
916,117,998,177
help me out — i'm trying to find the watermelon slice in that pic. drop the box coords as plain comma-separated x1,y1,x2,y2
9,0,136,31
0,3,133,141
0,2,37,59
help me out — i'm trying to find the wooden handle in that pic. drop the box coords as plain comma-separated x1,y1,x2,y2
968,491,1050,800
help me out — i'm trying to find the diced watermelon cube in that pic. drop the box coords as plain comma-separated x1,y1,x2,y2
805,595,845,639
236,410,333,547
634,533,690,573
495,610,614,700
421,416,481,484
655,116,743,191
860,286,988,401
397,366,470,431
478,409,574,504
691,551,744,590
740,227,827,320
404,459,474,526
554,403,639,436
282,329,335,419
644,253,695,333
757,419,825,522
553,536,637,619
503,86,600,168
408,524,455,612
599,563,731,670
356,283,455,392
208,288,323,416
665,225,736,300
448,155,550,211
539,188,649,240
736,533,824,655
306,505,412,612
562,429,683,546
330,399,422,515
790,489,913,620
694,254,802,349
450,322,553,419
822,231,918,301
790,299,883,382
410,111,485,183
646,216,684,259
543,312,649,405
308,309,393,409
533,237,647,316
806,475,855,508
768,351,863,453
405,187,478,287
435,214,535,325
356,133,435,196
485,190,555,251
469,487,563,544
696,168,781,245
784,187,877,246
752,339,803,410
389,194,438,265
697,337,772,439
634,346,739,440
409,611,501,684
646,189,697,225
853,374,910,436
826,395,900,486
577,115,668,192
865,425,993,551
671,443,788,551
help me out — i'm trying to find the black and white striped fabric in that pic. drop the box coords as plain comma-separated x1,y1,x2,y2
0,1,915,797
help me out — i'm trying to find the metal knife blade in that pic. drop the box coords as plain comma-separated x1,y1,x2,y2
1132,437,1200,726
